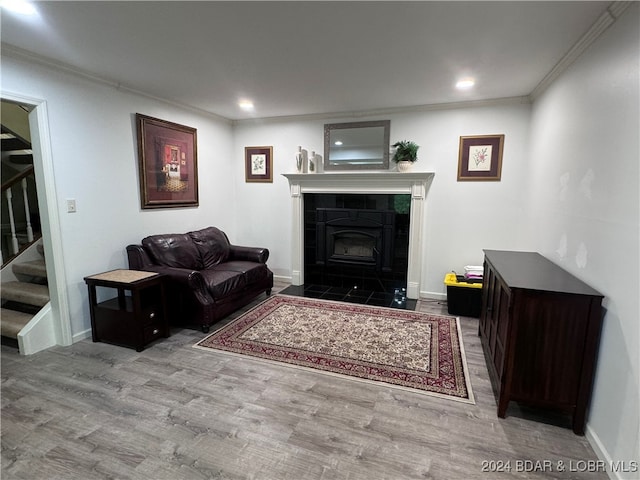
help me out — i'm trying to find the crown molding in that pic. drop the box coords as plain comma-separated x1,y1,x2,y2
1,43,232,124
529,1,633,101
1,43,529,126
232,96,531,126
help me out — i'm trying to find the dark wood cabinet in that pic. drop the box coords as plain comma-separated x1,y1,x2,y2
479,250,604,435
85,270,169,352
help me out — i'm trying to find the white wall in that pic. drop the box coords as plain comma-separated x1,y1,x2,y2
2,56,235,339
526,5,639,476
233,102,531,296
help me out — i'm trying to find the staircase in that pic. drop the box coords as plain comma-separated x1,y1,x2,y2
2,102,40,267
0,101,58,355
1,242,49,349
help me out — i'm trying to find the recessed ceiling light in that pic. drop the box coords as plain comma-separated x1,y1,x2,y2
238,100,254,111
456,78,475,90
334,141,343,146
0,0,37,15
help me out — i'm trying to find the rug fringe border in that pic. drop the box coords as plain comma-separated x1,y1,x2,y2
453,315,475,404
193,341,476,404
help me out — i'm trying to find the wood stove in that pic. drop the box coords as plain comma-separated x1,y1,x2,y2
316,208,395,272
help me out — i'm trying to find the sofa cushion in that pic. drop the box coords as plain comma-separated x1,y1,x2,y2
200,268,246,298
142,233,202,270
215,261,270,285
188,227,230,268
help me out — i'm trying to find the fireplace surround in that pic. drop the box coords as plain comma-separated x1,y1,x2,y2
283,172,434,299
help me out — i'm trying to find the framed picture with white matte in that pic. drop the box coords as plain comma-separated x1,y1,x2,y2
245,146,273,183
457,134,504,181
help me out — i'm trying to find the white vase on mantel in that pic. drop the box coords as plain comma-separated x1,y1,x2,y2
295,146,304,173
308,151,317,173
396,161,413,172
295,146,309,173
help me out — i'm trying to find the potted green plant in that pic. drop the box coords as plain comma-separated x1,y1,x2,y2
391,140,419,172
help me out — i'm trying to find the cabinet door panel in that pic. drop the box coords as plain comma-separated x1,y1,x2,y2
488,273,504,358
479,265,494,340
493,285,510,380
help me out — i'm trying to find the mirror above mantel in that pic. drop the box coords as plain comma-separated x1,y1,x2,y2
324,120,390,171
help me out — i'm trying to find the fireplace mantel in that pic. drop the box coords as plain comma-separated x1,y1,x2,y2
283,172,434,298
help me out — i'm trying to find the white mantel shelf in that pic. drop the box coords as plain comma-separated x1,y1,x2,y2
283,171,435,299
282,172,434,194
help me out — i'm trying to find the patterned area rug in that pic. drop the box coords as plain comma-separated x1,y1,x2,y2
195,295,474,403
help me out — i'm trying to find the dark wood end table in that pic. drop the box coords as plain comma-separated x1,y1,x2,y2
84,269,169,352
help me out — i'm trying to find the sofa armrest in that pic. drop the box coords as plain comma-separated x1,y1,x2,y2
126,244,212,305
229,245,269,264
153,266,215,306
126,244,155,270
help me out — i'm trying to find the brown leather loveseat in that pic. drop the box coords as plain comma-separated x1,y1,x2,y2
126,226,273,332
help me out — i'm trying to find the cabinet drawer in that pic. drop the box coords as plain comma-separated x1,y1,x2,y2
144,323,165,343
141,306,162,326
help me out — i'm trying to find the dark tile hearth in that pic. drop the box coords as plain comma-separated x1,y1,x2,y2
280,284,417,310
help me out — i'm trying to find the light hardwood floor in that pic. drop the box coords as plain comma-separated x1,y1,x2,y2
1,280,607,479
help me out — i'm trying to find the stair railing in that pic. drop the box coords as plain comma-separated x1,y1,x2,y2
1,165,37,266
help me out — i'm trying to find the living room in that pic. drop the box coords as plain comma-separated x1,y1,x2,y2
1,1,638,479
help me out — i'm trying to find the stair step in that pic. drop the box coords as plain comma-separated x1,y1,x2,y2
13,259,47,279
8,153,33,165
1,137,29,151
1,281,49,307
1,308,33,338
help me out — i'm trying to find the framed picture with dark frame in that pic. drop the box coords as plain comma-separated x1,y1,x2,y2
245,146,273,183
136,113,198,209
457,134,505,181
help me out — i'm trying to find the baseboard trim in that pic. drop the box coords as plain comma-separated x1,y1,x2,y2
273,274,293,284
72,328,92,344
585,424,627,480
420,290,447,301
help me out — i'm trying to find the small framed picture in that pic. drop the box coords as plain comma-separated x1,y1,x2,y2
245,146,273,183
136,113,198,208
457,134,504,181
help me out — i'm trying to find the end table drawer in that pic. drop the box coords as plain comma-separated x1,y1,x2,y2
142,306,163,326
144,323,165,344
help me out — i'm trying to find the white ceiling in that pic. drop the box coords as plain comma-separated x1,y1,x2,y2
0,1,613,121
